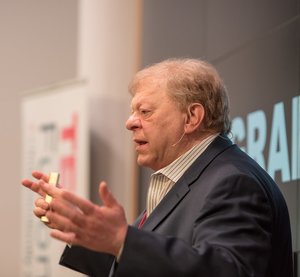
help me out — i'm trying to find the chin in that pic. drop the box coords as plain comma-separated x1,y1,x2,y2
137,158,149,167
137,157,155,170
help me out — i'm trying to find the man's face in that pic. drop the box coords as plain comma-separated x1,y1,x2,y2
125,81,188,171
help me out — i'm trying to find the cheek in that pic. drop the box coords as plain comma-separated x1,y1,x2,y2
146,121,170,141
143,115,184,144
150,127,177,150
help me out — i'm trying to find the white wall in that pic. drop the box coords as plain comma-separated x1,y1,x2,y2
0,1,77,276
0,0,140,275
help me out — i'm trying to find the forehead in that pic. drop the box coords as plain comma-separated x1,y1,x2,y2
130,80,170,107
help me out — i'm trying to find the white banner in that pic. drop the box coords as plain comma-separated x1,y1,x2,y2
21,80,89,277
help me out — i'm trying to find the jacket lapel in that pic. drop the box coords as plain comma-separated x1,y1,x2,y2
141,178,190,231
140,134,233,231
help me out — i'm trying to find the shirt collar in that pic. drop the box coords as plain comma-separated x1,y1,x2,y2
154,134,219,182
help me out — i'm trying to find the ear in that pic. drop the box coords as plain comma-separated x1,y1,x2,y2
184,103,205,134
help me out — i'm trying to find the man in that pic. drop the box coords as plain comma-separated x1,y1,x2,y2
22,58,293,277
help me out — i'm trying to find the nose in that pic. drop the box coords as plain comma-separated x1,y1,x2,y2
125,113,141,131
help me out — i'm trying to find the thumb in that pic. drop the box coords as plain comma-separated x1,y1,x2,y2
98,181,118,208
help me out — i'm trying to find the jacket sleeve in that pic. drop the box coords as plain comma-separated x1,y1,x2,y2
114,175,274,277
59,245,114,277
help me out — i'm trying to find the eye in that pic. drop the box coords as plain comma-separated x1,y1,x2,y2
141,109,149,115
139,109,152,118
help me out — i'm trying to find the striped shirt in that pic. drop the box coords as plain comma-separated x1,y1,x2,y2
146,134,219,215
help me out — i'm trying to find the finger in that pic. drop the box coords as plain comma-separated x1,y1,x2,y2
50,230,76,245
35,198,50,210
46,208,84,237
50,198,86,227
21,179,46,196
32,171,63,189
33,206,47,218
46,210,71,231
98,181,118,208
32,171,49,182
21,179,37,191
61,190,95,215
40,180,62,199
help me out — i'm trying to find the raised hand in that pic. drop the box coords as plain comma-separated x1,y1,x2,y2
38,180,128,257
21,171,64,228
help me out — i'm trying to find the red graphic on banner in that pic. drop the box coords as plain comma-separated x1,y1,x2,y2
59,113,78,193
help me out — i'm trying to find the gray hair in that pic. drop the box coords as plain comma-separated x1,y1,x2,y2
129,58,231,135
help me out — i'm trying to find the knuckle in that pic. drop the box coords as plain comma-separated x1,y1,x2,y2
35,198,48,209
70,211,85,227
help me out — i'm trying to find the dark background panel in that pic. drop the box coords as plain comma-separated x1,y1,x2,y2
139,0,300,265
142,0,207,66
205,0,298,61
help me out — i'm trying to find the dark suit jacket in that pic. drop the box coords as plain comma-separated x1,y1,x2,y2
59,135,293,277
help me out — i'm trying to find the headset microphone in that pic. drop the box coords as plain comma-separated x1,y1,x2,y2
172,115,188,147
171,131,186,147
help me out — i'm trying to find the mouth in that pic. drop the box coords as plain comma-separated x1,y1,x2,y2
133,139,148,150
